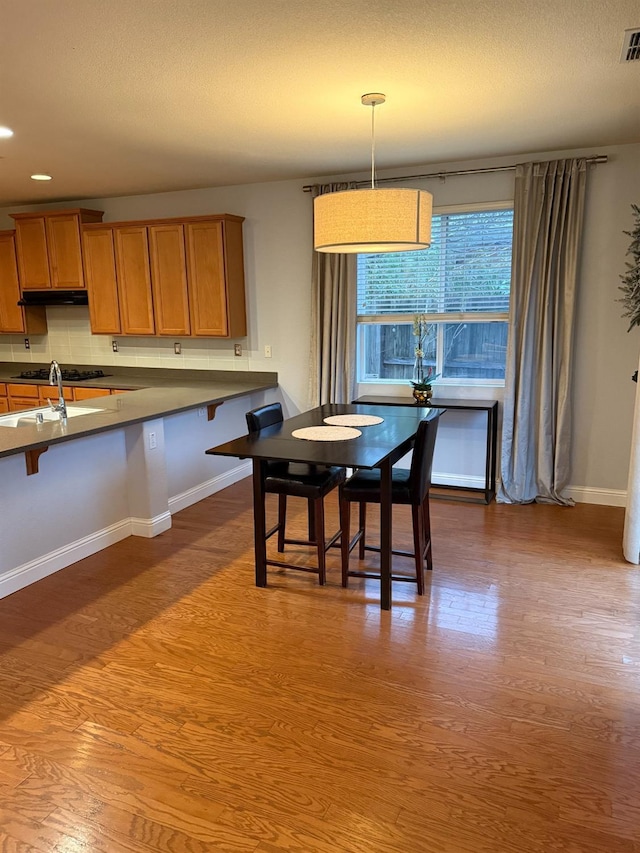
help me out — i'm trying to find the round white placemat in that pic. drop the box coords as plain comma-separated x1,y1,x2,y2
323,414,384,427
291,426,362,441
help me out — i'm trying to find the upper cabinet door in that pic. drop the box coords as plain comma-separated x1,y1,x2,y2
185,218,247,338
114,226,155,335
185,220,229,337
0,230,47,335
148,223,190,336
46,213,85,289
14,217,51,289
0,231,26,332
83,227,121,334
218,217,247,338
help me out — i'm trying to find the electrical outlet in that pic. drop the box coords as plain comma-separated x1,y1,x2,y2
112,340,119,352
264,345,272,358
148,431,157,450
197,407,206,417
234,343,242,356
24,338,30,350
174,342,181,355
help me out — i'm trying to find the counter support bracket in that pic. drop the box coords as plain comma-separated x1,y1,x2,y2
25,446,48,476
207,402,223,421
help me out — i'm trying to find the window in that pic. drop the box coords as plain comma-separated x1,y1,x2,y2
357,204,513,384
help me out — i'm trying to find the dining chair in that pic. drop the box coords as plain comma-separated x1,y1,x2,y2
245,402,346,584
339,415,440,595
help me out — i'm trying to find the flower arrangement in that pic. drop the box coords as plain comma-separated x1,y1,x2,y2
411,314,439,395
412,364,438,392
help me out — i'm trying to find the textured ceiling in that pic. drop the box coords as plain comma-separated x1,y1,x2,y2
0,0,638,206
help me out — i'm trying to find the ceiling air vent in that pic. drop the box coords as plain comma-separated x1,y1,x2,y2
621,28,640,62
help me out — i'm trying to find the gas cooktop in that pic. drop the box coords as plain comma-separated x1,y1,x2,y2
12,369,111,382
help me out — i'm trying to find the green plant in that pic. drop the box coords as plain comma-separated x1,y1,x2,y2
618,204,640,332
411,314,440,389
411,364,440,391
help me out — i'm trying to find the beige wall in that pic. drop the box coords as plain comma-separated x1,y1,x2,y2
1,141,638,500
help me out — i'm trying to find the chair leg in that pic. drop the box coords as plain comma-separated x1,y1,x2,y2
307,498,316,543
422,496,433,571
314,498,326,585
358,502,367,560
411,504,425,595
339,497,351,588
277,495,287,551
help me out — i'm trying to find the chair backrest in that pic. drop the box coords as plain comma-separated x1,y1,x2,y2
246,402,284,434
408,416,441,503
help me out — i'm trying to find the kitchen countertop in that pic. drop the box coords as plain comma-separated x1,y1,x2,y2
0,363,278,460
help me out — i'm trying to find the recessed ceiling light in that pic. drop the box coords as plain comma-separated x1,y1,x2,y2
30,173,53,181
0,126,14,138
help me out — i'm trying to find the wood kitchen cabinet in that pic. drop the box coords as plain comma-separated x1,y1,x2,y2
83,225,157,336
148,223,190,335
114,226,155,335
82,214,246,338
11,208,103,290
7,383,39,411
37,386,74,404
82,227,121,334
0,231,47,335
4,383,128,411
73,386,110,401
186,218,246,337
9,398,40,412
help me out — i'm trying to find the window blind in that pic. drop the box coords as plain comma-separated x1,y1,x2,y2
357,208,514,317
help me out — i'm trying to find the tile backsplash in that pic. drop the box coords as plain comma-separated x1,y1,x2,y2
0,306,251,371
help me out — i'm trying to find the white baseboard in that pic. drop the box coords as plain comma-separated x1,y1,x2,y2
130,512,172,538
431,472,485,490
168,461,252,515
0,519,132,601
0,463,253,601
429,476,626,507
565,486,627,507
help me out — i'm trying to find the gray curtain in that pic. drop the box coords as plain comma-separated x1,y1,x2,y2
309,183,357,406
498,159,587,505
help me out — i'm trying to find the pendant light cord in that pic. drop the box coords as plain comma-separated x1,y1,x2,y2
361,93,385,190
370,101,376,190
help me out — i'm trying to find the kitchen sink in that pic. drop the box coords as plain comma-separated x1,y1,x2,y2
0,406,107,428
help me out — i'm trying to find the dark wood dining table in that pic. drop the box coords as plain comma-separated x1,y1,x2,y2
205,402,444,610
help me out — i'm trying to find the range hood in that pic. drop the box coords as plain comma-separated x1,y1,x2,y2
18,290,89,306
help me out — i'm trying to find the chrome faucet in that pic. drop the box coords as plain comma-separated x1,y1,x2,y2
48,360,67,419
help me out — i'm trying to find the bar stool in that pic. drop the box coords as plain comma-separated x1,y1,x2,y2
246,403,346,585
339,415,440,594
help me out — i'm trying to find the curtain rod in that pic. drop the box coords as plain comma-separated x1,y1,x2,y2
302,155,608,192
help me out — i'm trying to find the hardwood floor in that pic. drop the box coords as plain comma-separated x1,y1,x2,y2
0,481,639,852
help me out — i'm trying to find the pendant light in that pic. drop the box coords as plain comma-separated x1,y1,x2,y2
313,94,432,254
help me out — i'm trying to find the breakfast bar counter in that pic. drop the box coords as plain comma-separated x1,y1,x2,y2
0,364,278,462
0,363,279,600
